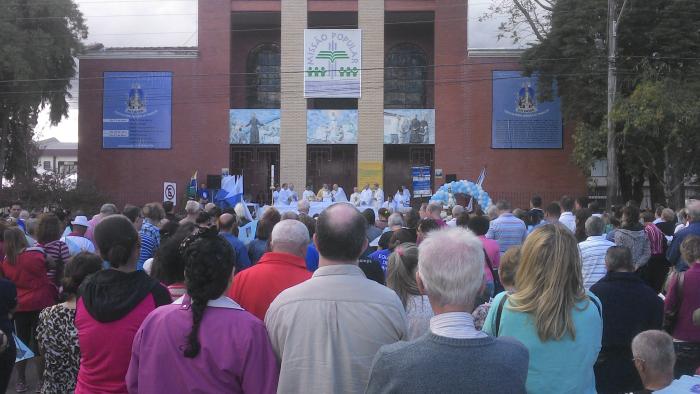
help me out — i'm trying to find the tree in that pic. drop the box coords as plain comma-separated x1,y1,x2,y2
479,0,554,43
519,0,700,207
0,0,87,181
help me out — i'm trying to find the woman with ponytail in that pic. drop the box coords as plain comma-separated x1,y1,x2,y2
126,226,279,393
74,216,171,394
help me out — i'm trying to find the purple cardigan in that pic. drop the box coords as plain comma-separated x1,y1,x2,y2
665,263,700,342
126,296,279,393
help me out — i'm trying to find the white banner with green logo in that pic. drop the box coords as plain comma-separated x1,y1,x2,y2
304,29,362,98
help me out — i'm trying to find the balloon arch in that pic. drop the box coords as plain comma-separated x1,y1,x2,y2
429,180,493,210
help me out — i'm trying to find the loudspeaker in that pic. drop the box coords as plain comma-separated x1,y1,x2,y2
446,174,457,183
206,174,222,190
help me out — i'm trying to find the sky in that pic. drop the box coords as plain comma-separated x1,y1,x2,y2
37,0,527,143
35,0,198,142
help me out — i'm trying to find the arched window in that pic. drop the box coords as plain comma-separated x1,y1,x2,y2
385,43,428,108
246,43,281,108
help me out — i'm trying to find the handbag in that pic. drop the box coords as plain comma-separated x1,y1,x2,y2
663,270,684,333
483,249,504,295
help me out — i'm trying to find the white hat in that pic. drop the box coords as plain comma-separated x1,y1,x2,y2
71,216,89,227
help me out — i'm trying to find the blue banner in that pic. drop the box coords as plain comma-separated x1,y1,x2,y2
412,166,432,198
103,71,172,149
492,71,562,149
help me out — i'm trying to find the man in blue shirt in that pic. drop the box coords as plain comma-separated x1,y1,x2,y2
487,200,528,255
667,200,700,270
218,213,252,273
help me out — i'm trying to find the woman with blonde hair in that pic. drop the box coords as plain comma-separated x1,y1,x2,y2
385,243,432,339
483,224,603,393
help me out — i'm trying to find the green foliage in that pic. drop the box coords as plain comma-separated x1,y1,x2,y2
0,0,87,180
521,0,700,204
0,173,107,214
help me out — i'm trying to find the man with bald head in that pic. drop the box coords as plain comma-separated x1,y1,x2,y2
229,219,311,321
265,203,407,394
217,213,251,273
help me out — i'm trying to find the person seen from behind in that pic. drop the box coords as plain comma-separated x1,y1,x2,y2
663,234,700,377
366,227,529,394
127,227,279,393
230,220,312,321
632,330,675,391
590,246,663,393
1,227,56,393
265,203,407,394
35,213,70,287
74,215,171,394
385,243,432,340
36,252,102,393
483,224,603,393
473,246,521,331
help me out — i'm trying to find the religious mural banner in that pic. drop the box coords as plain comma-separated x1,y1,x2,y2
102,71,172,149
229,109,280,144
304,29,362,98
307,110,358,144
491,71,563,149
383,109,435,144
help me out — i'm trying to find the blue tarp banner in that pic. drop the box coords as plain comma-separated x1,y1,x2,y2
103,71,172,149
492,71,563,149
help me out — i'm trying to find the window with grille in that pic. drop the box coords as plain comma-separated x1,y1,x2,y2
385,43,428,108
246,43,281,108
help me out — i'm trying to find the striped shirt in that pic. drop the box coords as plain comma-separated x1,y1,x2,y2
486,213,528,255
430,312,486,339
137,221,160,271
37,240,70,283
644,223,666,256
579,235,615,289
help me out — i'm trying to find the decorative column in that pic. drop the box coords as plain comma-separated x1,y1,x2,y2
357,0,384,188
280,0,308,189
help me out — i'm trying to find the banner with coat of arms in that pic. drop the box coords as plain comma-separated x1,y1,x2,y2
304,29,362,98
491,71,563,149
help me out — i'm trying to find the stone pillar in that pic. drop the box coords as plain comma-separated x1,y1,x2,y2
357,0,384,187
280,0,308,189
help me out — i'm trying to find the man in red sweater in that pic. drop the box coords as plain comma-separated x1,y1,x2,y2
229,219,312,321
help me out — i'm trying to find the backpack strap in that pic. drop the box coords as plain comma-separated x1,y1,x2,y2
494,293,509,337
483,249,493,271
590,296,602,318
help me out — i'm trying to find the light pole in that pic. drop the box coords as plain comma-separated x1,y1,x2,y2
606,0,627,209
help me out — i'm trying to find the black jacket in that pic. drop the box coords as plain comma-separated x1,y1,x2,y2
590,272,663,393
79,269,171,323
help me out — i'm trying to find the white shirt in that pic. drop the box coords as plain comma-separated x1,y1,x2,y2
350,192,361,206
360,189,373,205
559,211,576,232
272,190,280,204
446,218,457,227
278,188,291,205
63,235,96,255
302,190,316,201
578,235,615,289
429,312,487,339
373,188,384,206
173,295,243,310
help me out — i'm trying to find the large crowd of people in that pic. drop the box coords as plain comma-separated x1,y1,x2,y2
0,194,698,393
